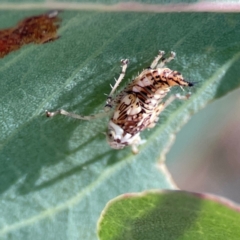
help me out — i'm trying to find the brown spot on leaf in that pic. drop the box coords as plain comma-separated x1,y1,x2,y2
0,10,61,58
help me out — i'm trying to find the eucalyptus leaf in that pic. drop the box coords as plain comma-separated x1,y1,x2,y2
0,9,240,240
98,190,240,240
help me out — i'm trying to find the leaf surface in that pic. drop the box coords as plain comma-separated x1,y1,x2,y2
0,7,240,240
98,190,240,240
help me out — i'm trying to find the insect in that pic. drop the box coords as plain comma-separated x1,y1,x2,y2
46,51,193,154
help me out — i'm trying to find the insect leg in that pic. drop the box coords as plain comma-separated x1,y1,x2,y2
150,50,165,69
131,135,146,154
161,92,191,111
46,109,110,120
105,59,129,111
157,51,176,68
147,92,190,129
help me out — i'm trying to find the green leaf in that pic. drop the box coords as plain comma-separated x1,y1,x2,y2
1,7,240,240
98,190,240,240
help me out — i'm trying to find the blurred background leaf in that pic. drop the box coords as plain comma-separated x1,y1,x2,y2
1,2,240,240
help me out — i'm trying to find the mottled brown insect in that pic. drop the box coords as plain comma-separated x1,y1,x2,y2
46,51,193,153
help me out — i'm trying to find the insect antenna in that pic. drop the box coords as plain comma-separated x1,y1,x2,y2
186,80,201,87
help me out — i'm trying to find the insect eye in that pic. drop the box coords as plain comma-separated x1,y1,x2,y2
108,131,115,139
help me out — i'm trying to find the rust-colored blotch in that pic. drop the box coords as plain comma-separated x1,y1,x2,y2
0,10,61,58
